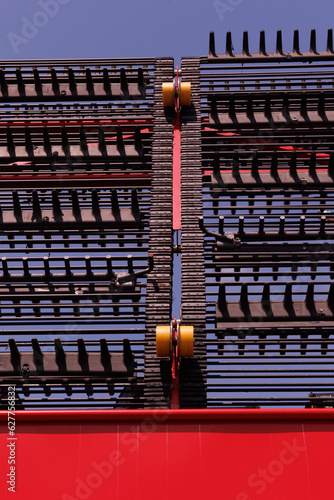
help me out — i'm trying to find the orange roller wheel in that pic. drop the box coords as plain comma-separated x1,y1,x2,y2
156,325,172,357
162,82,175,107
179,325,194,357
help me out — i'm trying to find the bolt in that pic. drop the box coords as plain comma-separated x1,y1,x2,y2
61,90,67,96
21,364,29,374
52,151,59,156
43,216,49,223
318,308,325,318
301,177,307,185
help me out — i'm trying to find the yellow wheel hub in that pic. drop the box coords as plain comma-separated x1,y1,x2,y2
162,82,175,107
156,325,172,357
178,325,194,357
179,82,191,107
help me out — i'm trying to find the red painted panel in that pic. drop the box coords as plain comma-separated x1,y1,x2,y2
0,410,333,500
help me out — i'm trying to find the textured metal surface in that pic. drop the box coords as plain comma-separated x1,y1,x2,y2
208,29,334,62
180,31,334,408
0,57,174,410
2,33,334,410
144,59,174,408
180,58,207,408
0,59,153,101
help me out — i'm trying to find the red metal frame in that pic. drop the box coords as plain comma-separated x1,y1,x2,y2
1,409,334,500
170,317,179,408
1,408,334,421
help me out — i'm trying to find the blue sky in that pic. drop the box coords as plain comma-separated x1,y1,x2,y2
1,0,333,62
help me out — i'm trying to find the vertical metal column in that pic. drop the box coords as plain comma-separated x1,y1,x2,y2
180,58,207,408
144,59,174,407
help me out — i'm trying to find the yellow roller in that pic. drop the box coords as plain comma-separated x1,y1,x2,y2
162,82,175,107
179,82,191,107
178,325,194,357
156,325,172,357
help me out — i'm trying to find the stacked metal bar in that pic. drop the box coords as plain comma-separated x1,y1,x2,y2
0,58,174,409
181,30,334,408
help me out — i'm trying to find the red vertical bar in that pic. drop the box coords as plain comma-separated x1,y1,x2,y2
171,319,180,408
173,111,181,230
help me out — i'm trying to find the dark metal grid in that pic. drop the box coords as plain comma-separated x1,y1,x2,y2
0,59,155,102
180,32,334,408
0,123,152,161
143,58,174,408
0,102,154,121
208,29,334,63
180,58,207,409
0,57,173,410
